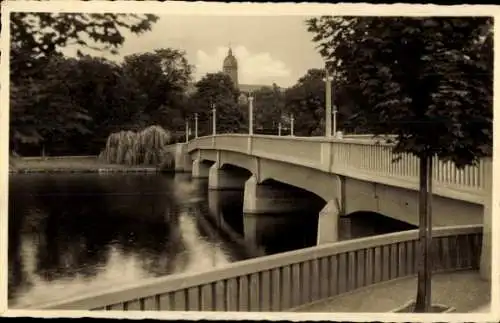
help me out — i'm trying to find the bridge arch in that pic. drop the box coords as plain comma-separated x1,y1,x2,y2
340,210,418,240
258,178,326,207
257,159,339,203
219,163,253,177
242,177,325,253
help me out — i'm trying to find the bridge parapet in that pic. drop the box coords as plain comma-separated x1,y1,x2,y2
187,135,490,205
34,224,481,311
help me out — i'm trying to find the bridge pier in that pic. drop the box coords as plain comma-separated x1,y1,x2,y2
208,165,249,190
192,159,210,178
174,144,192,172
316,200,340,244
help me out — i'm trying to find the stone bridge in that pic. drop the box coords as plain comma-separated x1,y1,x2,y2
171,134,491,275
29,134,492,311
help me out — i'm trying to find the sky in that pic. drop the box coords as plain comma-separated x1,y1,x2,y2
64,15,325,88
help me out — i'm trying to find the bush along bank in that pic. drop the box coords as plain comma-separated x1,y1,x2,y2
9,125,177,174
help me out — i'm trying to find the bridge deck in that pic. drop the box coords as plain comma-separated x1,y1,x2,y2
291,270,489,313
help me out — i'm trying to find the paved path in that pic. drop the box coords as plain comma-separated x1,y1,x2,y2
292,270,489,313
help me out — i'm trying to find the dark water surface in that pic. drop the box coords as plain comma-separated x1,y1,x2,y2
8,173,415,308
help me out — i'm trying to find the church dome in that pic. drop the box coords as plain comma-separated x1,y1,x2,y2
223,48,238,68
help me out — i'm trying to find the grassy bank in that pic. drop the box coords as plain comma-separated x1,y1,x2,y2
9,156,164,173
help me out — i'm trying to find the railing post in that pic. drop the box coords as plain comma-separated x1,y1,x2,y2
323,68,333,138
211,105,217,148
194,113,199,138
212,104,217,136
332,107,338,138
249,95,254,136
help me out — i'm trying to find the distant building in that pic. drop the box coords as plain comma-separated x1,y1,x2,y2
186,47,284,105
222,47,239,88
221,46,285,104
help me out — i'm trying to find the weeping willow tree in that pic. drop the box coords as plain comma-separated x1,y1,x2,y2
99,125,174,169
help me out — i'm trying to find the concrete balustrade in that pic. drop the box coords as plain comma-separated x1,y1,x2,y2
187,136,212,152
214,135,249,152
329,140,487,197
183,135,489,205
34,224,482,311
251,135,323,165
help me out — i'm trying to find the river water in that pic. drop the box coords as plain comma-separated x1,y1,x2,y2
8,173,415,308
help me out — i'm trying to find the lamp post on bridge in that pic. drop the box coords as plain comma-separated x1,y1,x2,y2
290,114,295,136
185,120,189,143
194,113,199,138
248,92,254,135
212,103,217,136
278,122,282,136
333,104,338,137
323,67,334,138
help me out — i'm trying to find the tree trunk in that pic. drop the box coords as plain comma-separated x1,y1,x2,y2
425,156,433,309
414,154,431,312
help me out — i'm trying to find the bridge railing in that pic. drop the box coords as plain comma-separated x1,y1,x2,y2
329,139,488,204
187,135,490,205
34,224,481,311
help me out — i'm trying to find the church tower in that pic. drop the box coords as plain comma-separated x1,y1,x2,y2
222,47,239,89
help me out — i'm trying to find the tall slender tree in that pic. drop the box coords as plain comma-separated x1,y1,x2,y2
307,16,492,312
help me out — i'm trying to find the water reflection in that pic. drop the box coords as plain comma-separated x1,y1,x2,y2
243,211,320,255
207,190,245,235
177,213,232,273
206,190,266,258
8,173,248,308
9,173,415,309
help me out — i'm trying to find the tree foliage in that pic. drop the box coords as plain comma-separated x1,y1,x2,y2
188,72,245,135
11,49,195,155
9,12,159,153
121,48,193,128
307,16,493,166
10,12,158,81
282,69,326,136
307,16,493,313
252,84,285,134
283,68,353,136
10,57,92,151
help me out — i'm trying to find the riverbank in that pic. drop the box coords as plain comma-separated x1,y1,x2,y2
9,156,163,173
